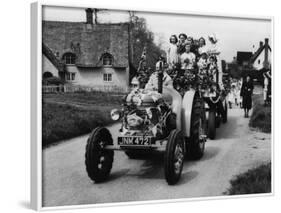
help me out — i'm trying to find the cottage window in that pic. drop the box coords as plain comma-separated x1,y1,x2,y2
63,53,76,65
102,53,113,66
258,59,261,64
66,72,75,81
103,73,112,82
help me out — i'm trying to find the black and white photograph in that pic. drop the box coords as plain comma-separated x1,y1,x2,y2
39,3,272,208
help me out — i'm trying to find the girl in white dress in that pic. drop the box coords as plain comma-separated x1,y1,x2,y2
167,35,180,69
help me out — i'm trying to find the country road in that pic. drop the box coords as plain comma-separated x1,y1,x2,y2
42,101,271,207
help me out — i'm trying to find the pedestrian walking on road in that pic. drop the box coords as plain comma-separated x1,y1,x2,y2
240,76,254,118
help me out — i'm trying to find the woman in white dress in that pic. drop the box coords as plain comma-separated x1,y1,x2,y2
167,35,180,69
207,34,223,89
198,37,207,56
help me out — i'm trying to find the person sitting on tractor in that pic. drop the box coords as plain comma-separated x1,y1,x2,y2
197,52,209,90
198,37,207,56
180,43,196,71
177,33,188,55
167,35,180,70
208,56,218,83
197,52,209,77
145,57,173,91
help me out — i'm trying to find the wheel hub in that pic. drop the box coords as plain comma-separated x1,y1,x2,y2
174,143,184,175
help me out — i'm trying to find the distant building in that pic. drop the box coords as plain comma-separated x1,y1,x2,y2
226,38,271,80
236,51,252,67
250,38,271,70
42,8,131,92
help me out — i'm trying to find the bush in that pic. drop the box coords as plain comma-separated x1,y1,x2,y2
226,163,271,195
249,94,271,133
42,101,117,147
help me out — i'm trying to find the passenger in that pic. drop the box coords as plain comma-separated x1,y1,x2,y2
208,56,217,82
197,52,209,77
167,35,180,69
145,57,173,91
177,33,188,55
207,34,221,56
180,44,196,71
186,36,197,55
198,37,207,56
207,34,224,90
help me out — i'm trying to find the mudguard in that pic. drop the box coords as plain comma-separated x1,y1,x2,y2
163,87,182,131
181,89,196,137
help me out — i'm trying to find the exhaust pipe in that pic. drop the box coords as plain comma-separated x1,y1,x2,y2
158,61,163,94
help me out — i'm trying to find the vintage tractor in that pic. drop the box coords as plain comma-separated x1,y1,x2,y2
85,63,207,185
200,62,228,140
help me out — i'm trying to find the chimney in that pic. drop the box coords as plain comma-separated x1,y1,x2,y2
259,41,263,48
264,38,269,69
85,8,93,24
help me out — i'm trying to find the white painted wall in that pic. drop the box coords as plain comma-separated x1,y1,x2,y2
253,49,272,70
42,54,59,77
74,67,129,91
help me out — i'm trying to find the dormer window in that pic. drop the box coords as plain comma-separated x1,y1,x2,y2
62,52,76,65
102,53,113,66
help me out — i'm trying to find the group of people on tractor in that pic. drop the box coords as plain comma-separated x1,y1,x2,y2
133,33,223,96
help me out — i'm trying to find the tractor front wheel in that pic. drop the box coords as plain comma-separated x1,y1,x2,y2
85,127,114,183
164,129,185,185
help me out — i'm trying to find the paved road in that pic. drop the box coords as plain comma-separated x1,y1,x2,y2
42,93,271,207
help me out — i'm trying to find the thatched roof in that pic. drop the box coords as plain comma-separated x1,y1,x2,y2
42,21,130,68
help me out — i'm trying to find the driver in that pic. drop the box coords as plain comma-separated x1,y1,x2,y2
145,57,173,91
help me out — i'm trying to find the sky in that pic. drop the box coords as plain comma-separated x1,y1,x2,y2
42,6,272,62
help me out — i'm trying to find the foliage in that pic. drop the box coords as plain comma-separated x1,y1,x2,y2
225,163,271,195
130,16,165,80
249,94,271,133
42,92,123,147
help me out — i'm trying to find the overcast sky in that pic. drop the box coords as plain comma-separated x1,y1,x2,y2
43,6,271,62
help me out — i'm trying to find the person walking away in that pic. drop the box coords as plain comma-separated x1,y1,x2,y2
240,76,254,118
167,35,180,70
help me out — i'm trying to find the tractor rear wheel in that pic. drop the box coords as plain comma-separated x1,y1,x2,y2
188,94,206,160
164,129,185,185
85,127,114,183
208,110,216,140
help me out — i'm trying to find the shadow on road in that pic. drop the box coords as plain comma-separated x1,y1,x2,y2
214,113,240,140
200,146,220,161
106,169,130,182
177,170,198,185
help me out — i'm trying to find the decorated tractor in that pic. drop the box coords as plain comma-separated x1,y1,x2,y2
201,83,228,140
171,62,228,140
85,65,207,185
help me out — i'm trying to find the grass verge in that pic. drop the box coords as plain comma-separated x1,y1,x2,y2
42,92,123,148
225,163,271,195
249,94,271,133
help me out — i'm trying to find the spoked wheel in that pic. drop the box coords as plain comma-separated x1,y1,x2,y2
189,94,207,160
85,127,114,183
164,129,185,185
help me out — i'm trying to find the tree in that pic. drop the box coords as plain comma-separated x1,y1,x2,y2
128,14,164,81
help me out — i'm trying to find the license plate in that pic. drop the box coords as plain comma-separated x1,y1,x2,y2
118,137,152,146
